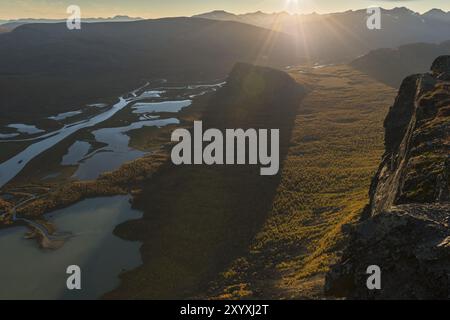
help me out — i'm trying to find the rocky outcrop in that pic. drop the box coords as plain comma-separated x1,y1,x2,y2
325,56,450,299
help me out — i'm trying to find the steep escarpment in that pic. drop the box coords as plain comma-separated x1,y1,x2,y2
326,56,450,299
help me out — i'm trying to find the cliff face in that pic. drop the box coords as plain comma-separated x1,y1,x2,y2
325,56,450,299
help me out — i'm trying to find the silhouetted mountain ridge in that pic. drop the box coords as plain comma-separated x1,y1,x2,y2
194,7,450,62
0,17,299,120
351,40,450,87
0,15,143,33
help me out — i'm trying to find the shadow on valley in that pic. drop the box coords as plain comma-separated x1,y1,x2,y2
104,63,305,299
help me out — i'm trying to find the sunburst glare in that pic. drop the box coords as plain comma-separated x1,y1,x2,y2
284,0,300,13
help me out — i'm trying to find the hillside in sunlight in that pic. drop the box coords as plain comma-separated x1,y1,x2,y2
206,64,397,299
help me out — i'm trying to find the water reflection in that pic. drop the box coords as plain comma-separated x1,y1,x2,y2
74,118,179,180
0,195,142,300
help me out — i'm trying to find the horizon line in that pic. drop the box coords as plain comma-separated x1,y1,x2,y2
1,5,448,21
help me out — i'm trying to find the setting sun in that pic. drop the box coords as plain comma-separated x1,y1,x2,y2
284,0,300,13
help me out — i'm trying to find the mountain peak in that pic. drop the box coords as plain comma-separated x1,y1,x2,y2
193,10,236,19
423,8,449,18
111,15,142,20
207,10,232,14
422,8,450,21
387,7,415,14
424,8,446,15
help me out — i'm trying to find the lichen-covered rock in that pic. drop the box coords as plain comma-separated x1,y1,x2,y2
326,204,450,299
325,56,450,299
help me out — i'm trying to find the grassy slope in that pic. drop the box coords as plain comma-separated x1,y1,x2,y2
208,65,397,299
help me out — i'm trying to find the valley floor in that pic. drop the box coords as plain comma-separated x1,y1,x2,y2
207,65,397,299
0,64,397,300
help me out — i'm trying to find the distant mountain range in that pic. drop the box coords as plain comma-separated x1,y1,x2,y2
194,7,450,62
0,15,142,33
194,8,450,28
0,17,299,120
1,7,449,119
351,40,450,87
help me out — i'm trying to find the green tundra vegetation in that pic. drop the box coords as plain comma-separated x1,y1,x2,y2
207,65,397,299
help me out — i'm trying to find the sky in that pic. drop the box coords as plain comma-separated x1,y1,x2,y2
1,0,449,20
